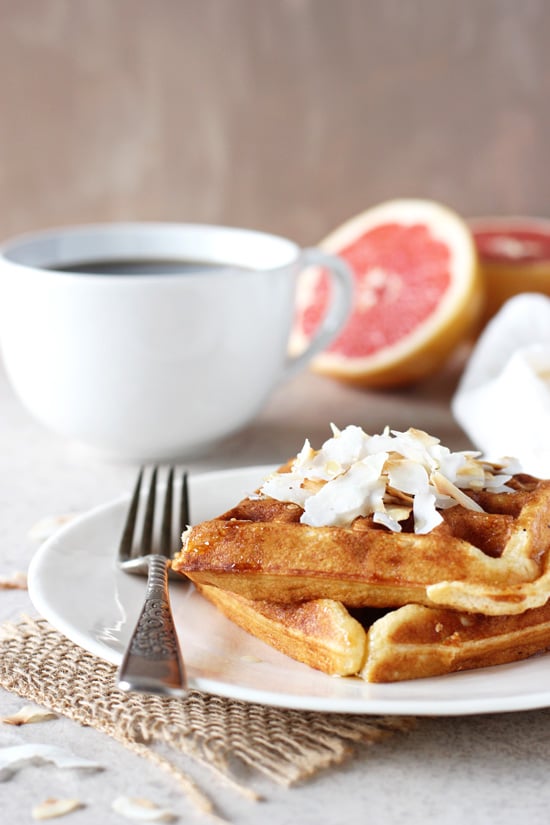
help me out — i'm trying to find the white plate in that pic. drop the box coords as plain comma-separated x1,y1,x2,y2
28,465,550,716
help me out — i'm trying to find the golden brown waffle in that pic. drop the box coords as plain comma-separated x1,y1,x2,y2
171,458,550,681
362,600,550,681
196,584,550,682
173,474,550,616
197,584,367,676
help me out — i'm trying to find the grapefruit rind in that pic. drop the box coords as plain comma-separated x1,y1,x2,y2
295,199,482,388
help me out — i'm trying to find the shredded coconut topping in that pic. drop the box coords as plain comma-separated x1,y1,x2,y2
260,425,522,534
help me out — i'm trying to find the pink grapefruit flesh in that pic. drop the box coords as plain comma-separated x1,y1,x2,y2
293,200,482,388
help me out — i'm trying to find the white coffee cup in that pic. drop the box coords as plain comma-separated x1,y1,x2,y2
0,222,351,460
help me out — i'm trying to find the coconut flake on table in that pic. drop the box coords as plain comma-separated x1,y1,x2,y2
260,425,521,534
0,744,102,781
111,797,176,821
0,571,28,590
32,798,83,820
2,704,58,726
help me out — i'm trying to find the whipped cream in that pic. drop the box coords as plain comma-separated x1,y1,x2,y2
260,425,521,534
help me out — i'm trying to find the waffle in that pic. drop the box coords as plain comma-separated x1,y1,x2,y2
196,584,550,682
173,473,550,616
171,425,550,681
196,583,367,676
361,600,550,681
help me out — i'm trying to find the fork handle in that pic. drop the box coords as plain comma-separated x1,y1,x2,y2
117,555,187,696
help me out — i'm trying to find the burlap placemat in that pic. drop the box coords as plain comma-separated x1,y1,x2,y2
0,616,415,819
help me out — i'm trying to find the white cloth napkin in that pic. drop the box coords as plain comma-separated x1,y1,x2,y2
452,293,550,477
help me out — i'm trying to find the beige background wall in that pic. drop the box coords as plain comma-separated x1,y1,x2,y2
1,0,549,246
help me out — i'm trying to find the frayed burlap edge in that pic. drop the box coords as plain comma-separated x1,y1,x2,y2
0,616,415,820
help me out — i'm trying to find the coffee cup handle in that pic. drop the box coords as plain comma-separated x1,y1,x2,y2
284,247,352,379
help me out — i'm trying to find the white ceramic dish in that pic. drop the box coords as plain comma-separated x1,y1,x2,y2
28,465,550,716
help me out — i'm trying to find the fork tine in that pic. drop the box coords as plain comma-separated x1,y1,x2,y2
140,466,158,555
179,471,189,541
159,467,174,557
119,467,143,561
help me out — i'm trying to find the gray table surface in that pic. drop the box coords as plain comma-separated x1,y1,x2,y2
2,355,550,825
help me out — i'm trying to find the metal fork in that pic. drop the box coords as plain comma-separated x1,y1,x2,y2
116,466,188,696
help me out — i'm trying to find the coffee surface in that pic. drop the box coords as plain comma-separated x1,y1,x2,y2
48,259,232,275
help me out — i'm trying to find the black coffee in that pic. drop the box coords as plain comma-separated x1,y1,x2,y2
47,259,232,275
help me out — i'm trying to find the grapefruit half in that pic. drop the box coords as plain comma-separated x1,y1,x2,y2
469,216,550,324
292,199,482,388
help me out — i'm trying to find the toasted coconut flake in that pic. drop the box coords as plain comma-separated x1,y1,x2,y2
302,453,387,527
301,478,325,494
294,437,314,467
111,796,176,821
387,457,429,495
261,425,520,534
385,486,414,505
431,471,485,512
373,511,403,532
32,798,83,820
385,503,413,523
2,704,58,726
0,744,102,780
413,489,443,534
0,571,28,590
261,471,310,508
